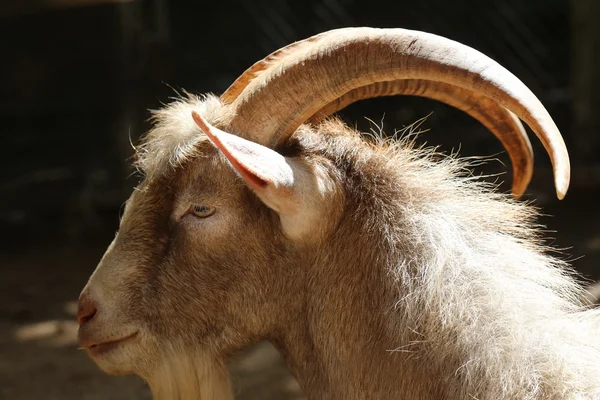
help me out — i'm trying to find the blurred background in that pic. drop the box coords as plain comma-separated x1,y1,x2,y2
1,0,599,399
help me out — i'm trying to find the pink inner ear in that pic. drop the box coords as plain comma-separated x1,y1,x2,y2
191,111,269,190
228,157,268,188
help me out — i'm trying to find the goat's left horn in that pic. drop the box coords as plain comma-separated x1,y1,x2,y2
220,27,570,199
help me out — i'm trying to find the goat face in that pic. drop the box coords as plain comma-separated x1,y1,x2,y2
77,132,313,377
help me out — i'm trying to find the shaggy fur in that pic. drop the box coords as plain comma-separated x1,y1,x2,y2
310,119,600,399
83,94,600,399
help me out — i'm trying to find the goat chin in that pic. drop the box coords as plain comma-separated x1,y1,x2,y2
147,349,232,400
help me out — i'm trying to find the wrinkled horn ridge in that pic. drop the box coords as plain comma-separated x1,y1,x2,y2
221,27,570,199
309,79,534,198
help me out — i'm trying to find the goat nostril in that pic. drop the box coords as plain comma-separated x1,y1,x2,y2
77,295,98,326
79,307,96,325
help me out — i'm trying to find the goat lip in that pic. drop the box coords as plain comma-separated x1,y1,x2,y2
82,331,138,356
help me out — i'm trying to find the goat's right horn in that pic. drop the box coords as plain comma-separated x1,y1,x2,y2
220,27,570,199
308,80,534,199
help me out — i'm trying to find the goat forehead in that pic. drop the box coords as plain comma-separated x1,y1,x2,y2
135,95,226,180
178,147,242,191
118,182,173,240
123,148,248,232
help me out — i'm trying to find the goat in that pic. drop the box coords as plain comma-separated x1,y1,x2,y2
77,27,600,399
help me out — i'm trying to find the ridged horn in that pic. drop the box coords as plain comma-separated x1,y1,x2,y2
309,80,534,198
220,27,569,199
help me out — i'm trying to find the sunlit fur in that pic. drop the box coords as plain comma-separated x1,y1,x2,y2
85,94,600,399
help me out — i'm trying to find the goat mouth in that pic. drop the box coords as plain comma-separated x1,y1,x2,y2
86,332,138,356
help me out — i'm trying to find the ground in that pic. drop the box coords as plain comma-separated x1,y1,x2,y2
0,185,598,400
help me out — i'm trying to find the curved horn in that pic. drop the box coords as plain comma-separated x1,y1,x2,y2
309,80,534,198
223,52,534,198
221,27,569,199
221,31,326,104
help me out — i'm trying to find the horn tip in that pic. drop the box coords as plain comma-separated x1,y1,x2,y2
552,155,570,200
555,177,569,200
510,190,524,200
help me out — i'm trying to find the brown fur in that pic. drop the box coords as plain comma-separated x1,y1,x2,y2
79,95,600,399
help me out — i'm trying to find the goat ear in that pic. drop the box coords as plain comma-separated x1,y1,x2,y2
191,111,299,217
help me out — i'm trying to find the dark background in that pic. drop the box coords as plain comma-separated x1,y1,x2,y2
1,0,599,399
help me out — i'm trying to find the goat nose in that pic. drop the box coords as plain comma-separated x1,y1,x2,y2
77,292,98,325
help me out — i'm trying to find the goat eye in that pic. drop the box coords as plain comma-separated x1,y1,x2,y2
190,204,215,218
